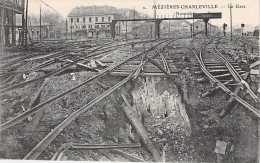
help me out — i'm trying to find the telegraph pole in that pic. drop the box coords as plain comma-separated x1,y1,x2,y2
66,18,68,40
40,5,42,42
229,3,233,41
1,3,5,49
25,0,28,48
168,17,170,38
133,6,136,38
192,12,194,37
154,0,156,19
126,19,128,40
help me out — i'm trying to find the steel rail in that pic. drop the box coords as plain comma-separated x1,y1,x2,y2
213,41,258,101
23,57,147,160
0,41,139,94
0,40,169,132
0,59,81,95
23,39,174,160
0,59,55,76
190,48,260,118
69,143,141,150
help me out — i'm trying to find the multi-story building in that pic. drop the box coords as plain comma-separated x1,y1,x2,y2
0,0,25,46
68,5,122,38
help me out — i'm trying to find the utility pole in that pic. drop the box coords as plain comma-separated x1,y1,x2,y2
229,3,233,41
25,0,28,49
133,6,135,38
168,19,170,38
1,2,5,49
66,18,68,40
11,0,15,46
21,0,25,45
192,12,194,37
209,19,211,36
40,5,42,42
126,18,128,40
154,0,156,19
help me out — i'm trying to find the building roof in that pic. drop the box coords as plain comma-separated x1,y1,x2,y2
68,5,118,17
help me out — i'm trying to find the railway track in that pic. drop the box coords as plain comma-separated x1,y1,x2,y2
0,39,158,90
1,37,181,160
189,36,260,118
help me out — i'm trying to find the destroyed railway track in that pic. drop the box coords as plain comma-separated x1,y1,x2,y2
0,39,156,73
189,36,260,118
0,39,158,91
0,38,179,160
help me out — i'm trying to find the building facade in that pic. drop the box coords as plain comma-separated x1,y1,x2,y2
68,6,122,38
0,0,25,47
27,23,53,41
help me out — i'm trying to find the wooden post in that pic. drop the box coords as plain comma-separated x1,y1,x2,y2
125,18,127,40
25,0,28,48
121,94,161,161
192,13,194,37
21,0,25,45
65,18,68,40
11,0,15,46
39,5,42,42
1,3,5,49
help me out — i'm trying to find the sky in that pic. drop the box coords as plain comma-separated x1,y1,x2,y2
27,0,260,31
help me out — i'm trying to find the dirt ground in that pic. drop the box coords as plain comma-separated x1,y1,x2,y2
0,36,259,162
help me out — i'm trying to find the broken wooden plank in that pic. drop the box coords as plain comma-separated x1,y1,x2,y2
27,78,50,130
90,60,97,68
121,94,160,162
69,143,141,150
250,61,260,69
110,149,145,162
250,69,259,75
219,72,249,117
95,60,107,67
201,80,234,98
57,58,98,72
23,65,142,160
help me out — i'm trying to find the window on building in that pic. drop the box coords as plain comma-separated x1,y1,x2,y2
77,18,79,23
107,25,110,28
95,25,99,28
71,18,73,23
82,25,86,29
95,17,98,22
70,26,74,29
83,18,85,22
108,17,111,21
102,17,104,22
101,25,105,27
89,25,92,29
89,17,92,22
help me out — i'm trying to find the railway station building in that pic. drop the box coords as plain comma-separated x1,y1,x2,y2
68,5,123,38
